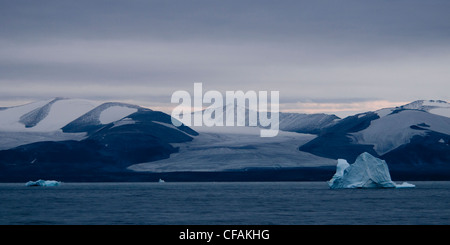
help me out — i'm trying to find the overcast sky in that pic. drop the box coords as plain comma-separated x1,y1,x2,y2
1,0,450,116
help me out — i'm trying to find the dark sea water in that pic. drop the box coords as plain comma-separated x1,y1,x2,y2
0,181,449,225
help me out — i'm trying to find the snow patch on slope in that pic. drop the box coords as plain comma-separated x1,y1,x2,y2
111,118,136,129
0,98,102,149
375,108,395,118
99,106,138,124
30,99,100,132
429,108,450,118
0,99,54,131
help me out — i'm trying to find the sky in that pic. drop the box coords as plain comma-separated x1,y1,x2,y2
1,0,450,117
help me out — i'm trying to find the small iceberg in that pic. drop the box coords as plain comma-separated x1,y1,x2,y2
394,182,415,188
25,179,61,187
158,178,165,183
328,152,415,189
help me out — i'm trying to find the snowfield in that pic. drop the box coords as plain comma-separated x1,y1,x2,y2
30,99,100,132
351,110,450,155
0,98,100,132
0,98,141,149
99,106,138,124
0,99,54,131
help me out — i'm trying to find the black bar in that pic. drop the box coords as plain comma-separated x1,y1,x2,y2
1,225,448,244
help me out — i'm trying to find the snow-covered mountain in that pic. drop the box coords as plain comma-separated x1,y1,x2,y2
0,98,145,150
299,100,450,179
127,104,338,175
0,97,139,133
396,100,450,117
0,98,198,181
374,100,450,118
1,98,449,181
0,98,341,181
278,112,339,134
187,103,339,134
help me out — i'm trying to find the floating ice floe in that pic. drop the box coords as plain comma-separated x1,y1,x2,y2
328,152,415,189
394,182,416,188
25,179,61,187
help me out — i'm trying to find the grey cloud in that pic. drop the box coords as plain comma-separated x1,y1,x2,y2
1,0,450,108
2,0,450,43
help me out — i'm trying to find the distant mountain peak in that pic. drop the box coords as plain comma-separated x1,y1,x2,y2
399,100,449,110
394,100,450,118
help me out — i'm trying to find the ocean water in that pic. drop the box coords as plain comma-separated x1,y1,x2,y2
0,181,449,225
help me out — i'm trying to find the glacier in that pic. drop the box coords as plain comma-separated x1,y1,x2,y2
328,152,415,189
129,126,336,172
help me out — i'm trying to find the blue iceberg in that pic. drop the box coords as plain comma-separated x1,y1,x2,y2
328,152,415,189
25,179,61,187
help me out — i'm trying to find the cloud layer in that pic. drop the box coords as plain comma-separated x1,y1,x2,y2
1,0,450,116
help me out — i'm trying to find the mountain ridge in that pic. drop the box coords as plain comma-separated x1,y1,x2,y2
0,98,449,181
299,100,450,176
